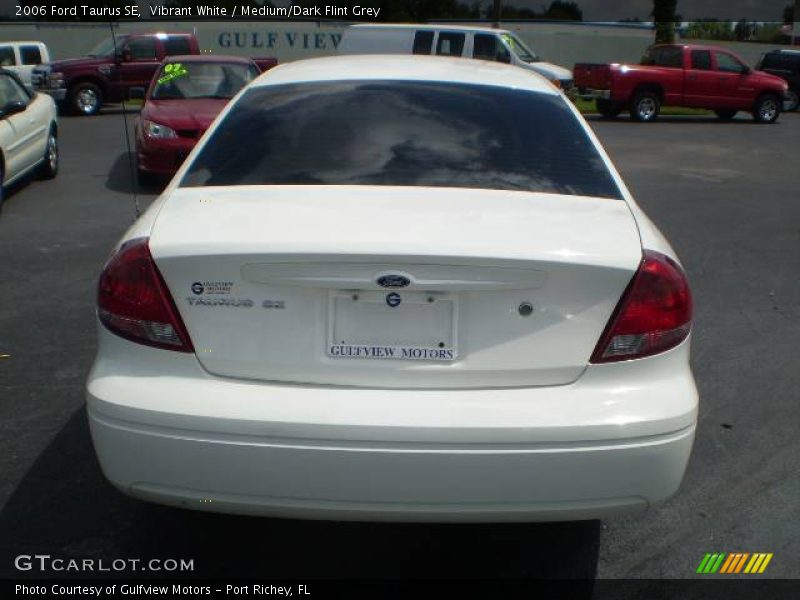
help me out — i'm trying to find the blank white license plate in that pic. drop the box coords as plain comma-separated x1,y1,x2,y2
327,291,457,361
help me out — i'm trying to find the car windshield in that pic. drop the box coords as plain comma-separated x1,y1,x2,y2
87,36,125,58
151,61,258,100
181,80,622,199
500,33,539,63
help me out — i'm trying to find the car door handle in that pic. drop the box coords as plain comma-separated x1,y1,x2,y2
719,77,729,81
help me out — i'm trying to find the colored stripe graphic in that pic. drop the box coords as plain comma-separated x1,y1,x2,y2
699,552,774,574
719,554,736,574
696,554,712,573
734,553,750,573
703,553,725,573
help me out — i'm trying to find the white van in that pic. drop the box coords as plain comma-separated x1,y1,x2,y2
0,41,51,88
338,24,573,89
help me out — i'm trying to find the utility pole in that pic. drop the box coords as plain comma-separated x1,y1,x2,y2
492,0,502,28
794,0,800,45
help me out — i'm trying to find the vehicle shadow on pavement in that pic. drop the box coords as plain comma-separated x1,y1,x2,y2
0,408,600,586
105,152,164,196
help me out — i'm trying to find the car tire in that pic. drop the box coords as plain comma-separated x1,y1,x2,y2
784,89,799,112
630,90,660,122
70,82,103,116
597,99,622,119
38,129,58,179
137,167,160,189
752,94,781,124
714,109,737,121
0,164,4,215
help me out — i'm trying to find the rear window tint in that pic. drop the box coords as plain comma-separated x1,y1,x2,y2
20,45,42,65
412,31,433,55
181,81,622,200
436,32,465,57
164,36,192,56
691,50,711,71
0,46,15,67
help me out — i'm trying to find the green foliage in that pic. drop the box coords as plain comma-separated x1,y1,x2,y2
683,20,734,41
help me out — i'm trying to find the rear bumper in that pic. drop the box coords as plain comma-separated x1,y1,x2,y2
87,327,698,522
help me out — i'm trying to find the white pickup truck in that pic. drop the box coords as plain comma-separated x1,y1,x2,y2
0,41,51,88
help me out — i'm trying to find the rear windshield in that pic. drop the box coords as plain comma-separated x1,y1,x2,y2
181,80,622,199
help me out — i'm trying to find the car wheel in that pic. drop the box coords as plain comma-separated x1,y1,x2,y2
752,94,781,124
137,167,160,189
714,109,737,121
630,90,660,122
39,130,58,179
784,89,799,112
597,99,622,119
70,82,103,116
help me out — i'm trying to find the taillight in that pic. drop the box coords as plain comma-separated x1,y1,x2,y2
590,250,692,363
97,238,194,352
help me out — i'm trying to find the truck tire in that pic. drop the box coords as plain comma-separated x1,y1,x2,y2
596,99,622,119
752,94,781,124
784,89,799,112
714,109,737,121
630,90,660,122
70,82,103,116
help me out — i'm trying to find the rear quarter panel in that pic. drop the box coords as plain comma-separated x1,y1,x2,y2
608,65,685,105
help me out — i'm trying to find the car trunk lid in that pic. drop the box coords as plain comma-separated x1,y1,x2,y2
149,185,642,388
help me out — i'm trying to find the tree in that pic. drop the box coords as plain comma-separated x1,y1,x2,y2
544,1,583,21
683,20,734,41
652,0,678,44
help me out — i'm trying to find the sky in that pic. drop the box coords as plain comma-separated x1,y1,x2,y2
562,0,793,22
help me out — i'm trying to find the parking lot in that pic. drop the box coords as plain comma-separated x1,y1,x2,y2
0,110,798,582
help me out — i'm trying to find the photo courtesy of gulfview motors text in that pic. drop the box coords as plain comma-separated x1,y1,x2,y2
15,584,307,596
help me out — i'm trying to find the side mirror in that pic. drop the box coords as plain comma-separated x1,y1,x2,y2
129,87,146,100
497,51,511,64
0,100,27,117
116,47,131,63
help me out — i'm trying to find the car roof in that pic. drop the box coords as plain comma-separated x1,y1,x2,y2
161,54,253,64
0,41,45,46
349,23,512,35
767,49,800,56
252,55,558,94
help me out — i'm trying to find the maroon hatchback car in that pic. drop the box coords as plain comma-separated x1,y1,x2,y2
135,54,271,184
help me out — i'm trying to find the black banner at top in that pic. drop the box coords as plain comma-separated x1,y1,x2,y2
4,1,798,23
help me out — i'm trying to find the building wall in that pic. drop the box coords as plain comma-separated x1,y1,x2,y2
0,20,790,69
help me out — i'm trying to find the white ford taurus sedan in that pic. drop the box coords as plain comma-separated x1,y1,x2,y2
87,55,697,522
0,68,58,212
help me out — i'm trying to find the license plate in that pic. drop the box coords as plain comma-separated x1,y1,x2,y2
327,290,457,361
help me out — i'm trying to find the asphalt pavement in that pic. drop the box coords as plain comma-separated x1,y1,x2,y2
0,109,797,585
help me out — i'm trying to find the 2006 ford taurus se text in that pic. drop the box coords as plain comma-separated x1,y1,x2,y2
87,55,698,522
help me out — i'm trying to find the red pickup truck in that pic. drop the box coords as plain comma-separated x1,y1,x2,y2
575,44,790,123
31,32,277,116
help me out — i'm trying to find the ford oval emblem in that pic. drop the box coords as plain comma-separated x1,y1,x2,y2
377,274,411,288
